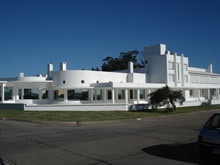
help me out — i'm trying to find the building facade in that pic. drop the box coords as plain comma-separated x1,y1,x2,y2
1,44,220,111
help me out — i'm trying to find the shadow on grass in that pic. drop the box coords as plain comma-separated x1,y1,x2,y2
142,142,220,165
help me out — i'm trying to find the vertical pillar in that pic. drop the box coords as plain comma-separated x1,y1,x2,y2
21,88,24,100
48,89,54,102
137,89,140,104
207,89,210,100
216,89,219,99
64,89,68,102
12,86,16,102
1,84,5,103
174,53,177,86
181,54,184,87
198,89,200,101
15,87,19,101
147,89,151,102
112,89,115,104
90,89,94,103
103,89,107,102
39,89,43,100
115,89,118,102
125,89,128,104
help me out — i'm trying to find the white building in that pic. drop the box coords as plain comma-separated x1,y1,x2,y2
1,44,220,111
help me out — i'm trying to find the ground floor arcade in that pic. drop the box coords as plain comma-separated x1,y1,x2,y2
1,82,220,107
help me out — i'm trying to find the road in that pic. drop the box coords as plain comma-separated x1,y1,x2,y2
0,110,220,165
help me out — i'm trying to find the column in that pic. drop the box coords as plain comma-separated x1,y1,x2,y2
198,89,200,101
103,89,107,102
48,89,54,102
64,89,68,102
12,86,16,102
21,88,24,100
15,87,19,101
112,89,115,104
174,53,177,86
39,89,43,100
216,89,219,99
1,84,5,103
125,89,128,104
115,89,118,102
181,54,184,87
207,89,210,100
137,89,140,104
90,89,94,103
147,89,151,102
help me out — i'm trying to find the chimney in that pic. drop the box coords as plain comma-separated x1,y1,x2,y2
60,62,67,71
128,62,134,73
208,64,213,73
48,63,53,78
19,72,24,78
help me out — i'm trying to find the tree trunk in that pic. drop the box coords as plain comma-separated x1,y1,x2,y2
170,101,176,111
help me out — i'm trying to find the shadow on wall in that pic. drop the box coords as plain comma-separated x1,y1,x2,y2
142,142,220,165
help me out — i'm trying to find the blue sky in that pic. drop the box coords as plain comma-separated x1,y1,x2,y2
0,0,220,77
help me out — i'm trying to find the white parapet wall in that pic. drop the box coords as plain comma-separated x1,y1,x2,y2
24,103,129,111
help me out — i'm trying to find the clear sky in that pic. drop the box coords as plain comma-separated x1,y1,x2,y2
0,0,220,77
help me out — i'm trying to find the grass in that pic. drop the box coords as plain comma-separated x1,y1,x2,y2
0,105,220,122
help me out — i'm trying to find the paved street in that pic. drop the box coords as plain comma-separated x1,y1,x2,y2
0,110,220,165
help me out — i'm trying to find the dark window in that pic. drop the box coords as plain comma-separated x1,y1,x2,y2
23,88,39,99
63,80,66,84
205,114,220,130
81,80,85,84
68,89,88,101
130,90,133,99
42,90,48,99
54,90,64,100
107,90,112,100
4,87,13,101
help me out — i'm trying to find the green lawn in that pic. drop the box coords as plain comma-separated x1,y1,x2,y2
0,105,220,122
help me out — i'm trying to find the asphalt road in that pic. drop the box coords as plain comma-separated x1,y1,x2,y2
0,110,220,165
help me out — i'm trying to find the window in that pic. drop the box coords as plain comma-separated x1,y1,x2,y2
107,90,112,100
168,62,174,70
68,89,88,100
118,89,125,100
130,90,137,99
42,90,48,99
4,87,13,101
140,89,145,99
18,89,22,99
130,90,133,99
190,90,193,97
205,114,220,130
23,88,39,99
54,90,64,100
93,89,102,100
81,80,85,84
169,74,174,82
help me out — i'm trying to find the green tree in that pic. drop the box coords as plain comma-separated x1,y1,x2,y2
102,50,144,71
148,86,185,111
91,67,100,71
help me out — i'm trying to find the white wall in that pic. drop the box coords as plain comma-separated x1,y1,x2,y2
146,55,167,83
51,70,144,89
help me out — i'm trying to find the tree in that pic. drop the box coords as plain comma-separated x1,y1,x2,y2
148,86,185,111
101,50,144,71
91,67,100,71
